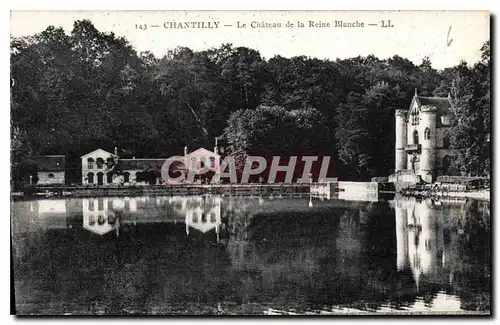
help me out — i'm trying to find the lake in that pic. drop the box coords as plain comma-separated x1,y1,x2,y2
11,194,491,315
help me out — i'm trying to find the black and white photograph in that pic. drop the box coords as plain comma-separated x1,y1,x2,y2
9,10,491,315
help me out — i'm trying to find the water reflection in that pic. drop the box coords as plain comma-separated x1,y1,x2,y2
395,198,451,290
11,195,490,315
79,196,223,240
82,198,119,236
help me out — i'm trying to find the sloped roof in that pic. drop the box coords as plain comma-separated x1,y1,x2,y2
80,148,115,159
114,158,167,171
35,155,65,172
187,147,220,158
417,96,453,117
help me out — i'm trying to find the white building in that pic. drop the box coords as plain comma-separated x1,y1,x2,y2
80,148,118,186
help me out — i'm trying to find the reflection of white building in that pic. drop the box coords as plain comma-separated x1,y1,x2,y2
168,196,222,240
82,198,119,236
395,198,450,290
79,195,222,238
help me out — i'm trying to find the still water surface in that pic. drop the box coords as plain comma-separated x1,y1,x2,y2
11,195,490,315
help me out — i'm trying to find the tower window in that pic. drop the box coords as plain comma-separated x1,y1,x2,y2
424,127,431,140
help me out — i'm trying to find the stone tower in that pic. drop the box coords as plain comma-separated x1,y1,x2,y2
419,105,437,183
391,89,455,183
395,109,408,172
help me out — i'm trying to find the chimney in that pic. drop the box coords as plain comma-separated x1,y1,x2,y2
214,138,219,155
114,146,118,157
132,156,135,160
184,146,188,156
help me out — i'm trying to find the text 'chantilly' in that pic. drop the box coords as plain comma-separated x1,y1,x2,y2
163,21,220,29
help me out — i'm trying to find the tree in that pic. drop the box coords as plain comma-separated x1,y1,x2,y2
447,42,490,176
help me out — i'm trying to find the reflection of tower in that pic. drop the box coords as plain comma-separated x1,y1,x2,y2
395,198,448,291
82,198,119,236
395,200,409,270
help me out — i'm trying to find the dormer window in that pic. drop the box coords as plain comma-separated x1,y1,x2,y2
411,112,419,125
441,114,451,126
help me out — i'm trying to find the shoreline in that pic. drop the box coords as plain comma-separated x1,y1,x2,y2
400,188,490,201
10,182,490,202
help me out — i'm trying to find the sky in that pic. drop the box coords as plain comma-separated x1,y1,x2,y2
10,10,490,69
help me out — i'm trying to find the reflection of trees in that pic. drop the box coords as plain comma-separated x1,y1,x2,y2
451,200,490,311
223,202,415,312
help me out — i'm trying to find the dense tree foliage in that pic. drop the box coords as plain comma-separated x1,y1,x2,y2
11,20,490,184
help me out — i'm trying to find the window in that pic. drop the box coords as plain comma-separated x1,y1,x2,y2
89,215,96,225
209,157,216,168
443,133,450,149
425,239,432,251
87,158,95,169
443,155,451,175
87,172,94,184
424,127,431,140
96,158,104,169
88,199,94,211
201,213,207,223
411,113,419,125
413,130,419,145
48,173,55,178
106,172,113,184
106,157,114,168
124,172,130,183
98,199,104,211
97,172,104,185
200,159,205,169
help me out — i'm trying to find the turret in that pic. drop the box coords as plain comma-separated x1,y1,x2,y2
395,109,408,172
419,105,437,182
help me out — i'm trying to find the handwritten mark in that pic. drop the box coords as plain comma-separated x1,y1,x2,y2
447,26,453,47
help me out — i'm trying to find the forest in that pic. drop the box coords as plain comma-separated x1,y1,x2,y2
10,20,490,184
